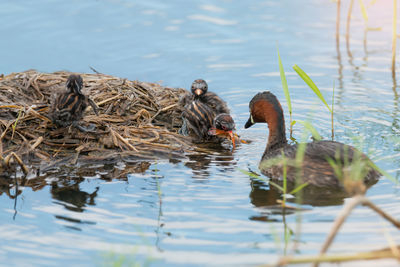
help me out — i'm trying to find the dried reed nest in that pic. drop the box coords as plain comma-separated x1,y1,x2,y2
0,70,195,176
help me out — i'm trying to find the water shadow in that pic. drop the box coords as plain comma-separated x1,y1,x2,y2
249,177,349,211
184,143,236,180
51,180,99,213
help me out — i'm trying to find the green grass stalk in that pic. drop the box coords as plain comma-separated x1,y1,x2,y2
283,211,292,255
282,152,287,206
331,82,335,140
358,0,368,23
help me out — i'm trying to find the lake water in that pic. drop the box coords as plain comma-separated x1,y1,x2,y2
1,0,400,266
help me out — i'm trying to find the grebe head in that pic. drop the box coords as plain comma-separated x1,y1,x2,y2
244,91,284,129
215,113,235,132
191,79,208,98
66,74,83,95
209,113,236,148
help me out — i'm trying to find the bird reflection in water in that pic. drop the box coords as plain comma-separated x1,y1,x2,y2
51,180,98,213
248,176,355,223
47,177,99,230
50,161,151,214
92,161,151,181
184,146,236,180
0,175,23,199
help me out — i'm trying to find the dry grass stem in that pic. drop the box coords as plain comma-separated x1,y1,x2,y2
274,194,400,267
269,246,400,266
310,195,400,267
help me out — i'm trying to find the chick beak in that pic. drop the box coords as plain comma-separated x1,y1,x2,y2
194,89,203,96
228,130,235,149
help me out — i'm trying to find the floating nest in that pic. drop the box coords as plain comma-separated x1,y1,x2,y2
0,70,200,176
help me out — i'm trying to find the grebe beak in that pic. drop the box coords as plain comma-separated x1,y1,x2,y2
244,115,255,129
194,89,203,96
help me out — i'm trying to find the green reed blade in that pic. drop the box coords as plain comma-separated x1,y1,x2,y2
238,168,270,183
238,168,259,178
269,180,284,192
296,120,322,141
293,64,332,113
331,81,335,140
332,81,335,115
358,0,368,22
282,151,287,204
367,27,382,31
289,182,308,195
326,157,343,179
277,45,291,115
368,161,397,184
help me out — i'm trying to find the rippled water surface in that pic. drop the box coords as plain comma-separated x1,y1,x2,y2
1,0,400,266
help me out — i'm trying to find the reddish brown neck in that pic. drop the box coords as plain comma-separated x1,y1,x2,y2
255,100,287,150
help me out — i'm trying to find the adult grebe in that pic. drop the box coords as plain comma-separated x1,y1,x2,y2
244,91,380,188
